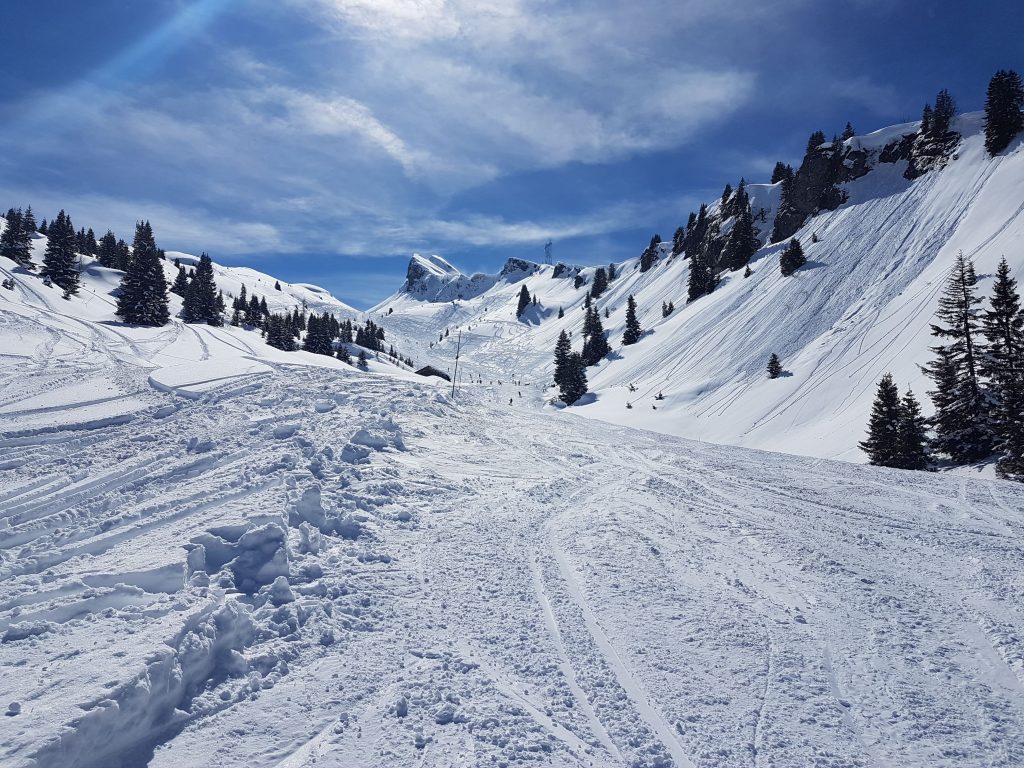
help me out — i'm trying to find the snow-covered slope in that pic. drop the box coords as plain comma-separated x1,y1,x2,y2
374,113,1024,462
3,338,1024,768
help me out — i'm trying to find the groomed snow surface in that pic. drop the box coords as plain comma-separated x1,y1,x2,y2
3,251,1024,767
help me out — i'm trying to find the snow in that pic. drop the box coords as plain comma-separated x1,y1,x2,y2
371,113,1024,464
2,112,1024,767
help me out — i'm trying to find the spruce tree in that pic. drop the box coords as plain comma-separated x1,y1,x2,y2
980,257,1024,478
41,210,80,294
581,306,610,365
608,262,617,280
931,88,956,135
984,69,1024,156
516,284,531,318
639,234,661,272
337,343,352,364
170,265,189,296
557,306,564,319
97,230,119,268
779,239,806,276
623,294,642,345
357,349,369,369
897,389,931,471
181,253,221,325
722,206,758,271
553,330,572,392
841,122,856,141
925,253,992,462
859,374,902,467
671,226,686,255
302,312,335,356
275,280,282,291
767,353,782,379
116,221,169,326
590,267,608,299
770,162,793,185
0,208,33,268
560,351,588,405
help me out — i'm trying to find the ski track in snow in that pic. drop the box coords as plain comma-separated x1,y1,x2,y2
1,317,1022,767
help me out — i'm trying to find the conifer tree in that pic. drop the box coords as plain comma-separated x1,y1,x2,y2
779,239,806,276
116,221,169,326
581,305,610,365
559,351,587,405
115,239,131,271
806,130,826,152
841,122,856,141
722,206,758,271
275,280,282,291
984,69,1024,155
860,374,902,467
767,353,783,379
639,234,661,272
41,210,80,294
302,312,335,356
97,230,119,268
590,267,608,299
924,253,992,462
671,226,686,255
980,257,1024,478
897,389,931,471
22,206,36,233
623,294,642,345
516,284,531,318
337,343,352,364
181,253,221,325
932,88,956,135
608,263,617,280
266,314,296,351
770,162,794,185
557,306,564,319
357,349,369,369
170,265,189,296
553,330,572,392
0,208,33,268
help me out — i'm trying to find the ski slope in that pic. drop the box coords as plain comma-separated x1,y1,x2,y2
373,113,1024,463
2,324,1024,767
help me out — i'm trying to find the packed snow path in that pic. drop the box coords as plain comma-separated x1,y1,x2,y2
2,360,1024,766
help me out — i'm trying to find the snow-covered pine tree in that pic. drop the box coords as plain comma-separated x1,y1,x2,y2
980,257,1024,479
897,389,931,470
516,284,531,318
925,253,992,463
623,294,642,345
357,349,369,369
779,239,806,276
41,210,80,294
767,353,783,379
984,69,1024,156
337,343,351,364
116,221,169,326
859,374,902,467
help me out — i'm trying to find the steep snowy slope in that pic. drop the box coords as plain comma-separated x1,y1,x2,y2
373,113,1024,462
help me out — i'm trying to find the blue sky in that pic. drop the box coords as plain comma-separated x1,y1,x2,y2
1,0,1020,308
